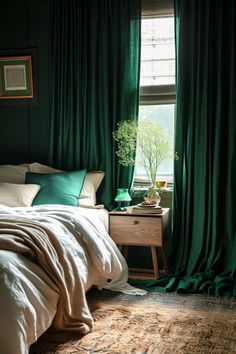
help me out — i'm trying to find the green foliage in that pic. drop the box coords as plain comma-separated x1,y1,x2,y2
113,118,171,185
136,119,171,185
112,120,138,166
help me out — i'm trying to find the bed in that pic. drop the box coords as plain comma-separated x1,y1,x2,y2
0,163,145,354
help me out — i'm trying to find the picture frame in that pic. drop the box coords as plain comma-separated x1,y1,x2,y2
0,55,34,99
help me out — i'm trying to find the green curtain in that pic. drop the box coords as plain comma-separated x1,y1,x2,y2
48,0,141,210
172,0,236,296
132,0,236,296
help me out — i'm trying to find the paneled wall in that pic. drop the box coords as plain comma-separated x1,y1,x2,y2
0,0,50,164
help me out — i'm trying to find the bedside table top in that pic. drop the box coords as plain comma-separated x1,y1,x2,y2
109,207,170,217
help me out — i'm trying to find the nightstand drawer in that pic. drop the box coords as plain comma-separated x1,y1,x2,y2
109,215,162,246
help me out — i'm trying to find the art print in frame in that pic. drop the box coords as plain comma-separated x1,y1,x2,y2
0,56,33,99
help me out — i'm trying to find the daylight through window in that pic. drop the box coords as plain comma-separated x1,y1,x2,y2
134,14,176,187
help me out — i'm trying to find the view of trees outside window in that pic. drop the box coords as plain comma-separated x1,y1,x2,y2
135,104,175,183
134,16,175,184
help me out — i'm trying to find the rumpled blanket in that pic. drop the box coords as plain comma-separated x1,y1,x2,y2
0,218,93,334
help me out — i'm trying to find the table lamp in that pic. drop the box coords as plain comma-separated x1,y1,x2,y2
114,188,131,211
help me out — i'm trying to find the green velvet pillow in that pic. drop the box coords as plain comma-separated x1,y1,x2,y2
25,169,87,206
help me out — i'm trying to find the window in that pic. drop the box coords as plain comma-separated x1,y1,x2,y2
140,17,175,86
134,2,175,187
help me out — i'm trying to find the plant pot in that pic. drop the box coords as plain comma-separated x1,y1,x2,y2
143,186,161,205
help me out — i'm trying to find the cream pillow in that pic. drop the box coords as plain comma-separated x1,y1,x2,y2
78,170,104,206
29,162,105,206
0,182,41,207
29,162,60,174
0,164,30,183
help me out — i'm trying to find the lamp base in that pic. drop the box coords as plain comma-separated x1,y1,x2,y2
115,201,130,211
115,206,128,212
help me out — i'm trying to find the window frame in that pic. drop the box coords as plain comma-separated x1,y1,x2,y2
133,0,175,188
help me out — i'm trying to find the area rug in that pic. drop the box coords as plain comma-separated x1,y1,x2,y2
30,288,236,354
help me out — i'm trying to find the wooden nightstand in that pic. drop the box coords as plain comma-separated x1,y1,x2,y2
109,207,170,280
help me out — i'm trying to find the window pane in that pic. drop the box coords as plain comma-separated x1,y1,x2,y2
140,17,175,86
134,105,175,183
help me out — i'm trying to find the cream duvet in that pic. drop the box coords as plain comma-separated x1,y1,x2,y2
0,204,139,354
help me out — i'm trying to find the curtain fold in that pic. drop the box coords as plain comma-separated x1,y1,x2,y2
132,0,236,296
48,0,141,210
170,0,236,295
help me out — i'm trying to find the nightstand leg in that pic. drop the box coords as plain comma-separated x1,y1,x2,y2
160,247,169,273
151,246,159,279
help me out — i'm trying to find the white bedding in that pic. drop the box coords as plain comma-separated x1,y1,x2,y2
0,204,144,354
77,205,109,232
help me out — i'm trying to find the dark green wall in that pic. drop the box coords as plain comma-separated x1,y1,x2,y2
0,0,50,165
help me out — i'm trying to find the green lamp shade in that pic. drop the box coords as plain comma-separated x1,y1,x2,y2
114,188,131,211
115,188,131,202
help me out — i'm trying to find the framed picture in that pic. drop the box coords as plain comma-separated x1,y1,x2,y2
0,56,34,99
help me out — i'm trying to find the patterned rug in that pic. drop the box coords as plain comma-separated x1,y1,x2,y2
30,288,236,354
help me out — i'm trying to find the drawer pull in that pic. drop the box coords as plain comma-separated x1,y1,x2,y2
133,220,139,225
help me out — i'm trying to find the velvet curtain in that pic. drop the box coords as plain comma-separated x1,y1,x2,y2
133,0,236,296
48,0,141,210
172,0,236,295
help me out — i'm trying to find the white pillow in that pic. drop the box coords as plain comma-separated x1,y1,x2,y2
0,164,30,184
0,182,41,207
29,162,105,206
79,170,105,206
